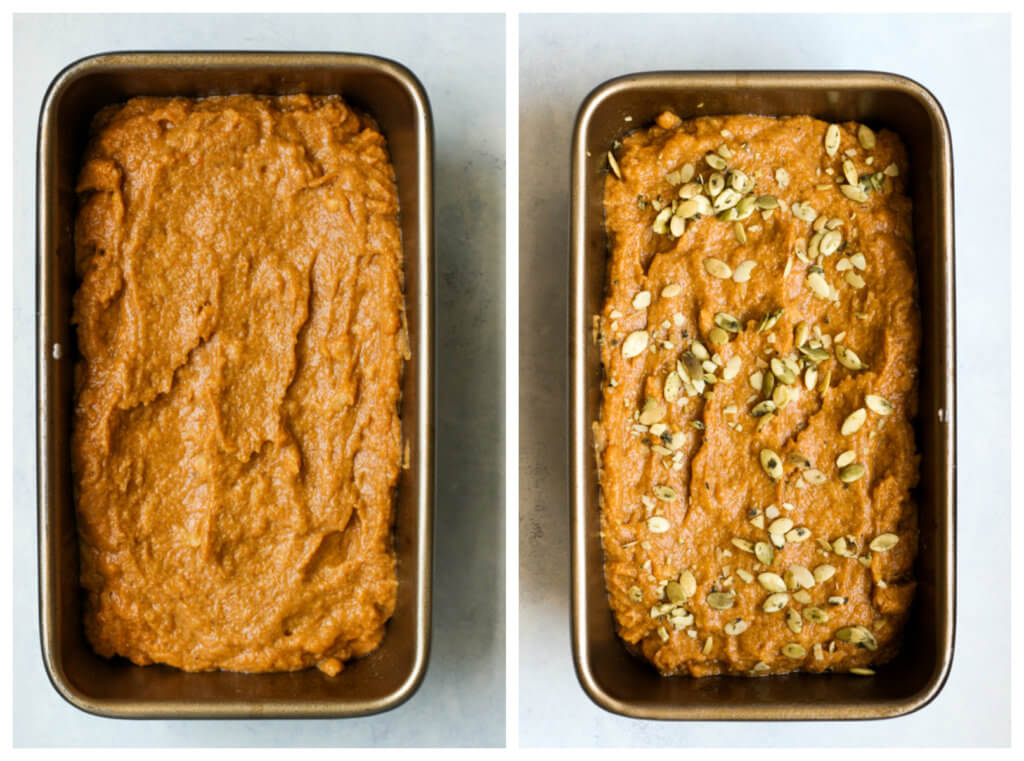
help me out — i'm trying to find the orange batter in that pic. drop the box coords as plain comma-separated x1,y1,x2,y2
597,113,919,676
71,94,406,675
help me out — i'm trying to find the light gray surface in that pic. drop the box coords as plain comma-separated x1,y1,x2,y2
519,13,1008,747
13,13,505,748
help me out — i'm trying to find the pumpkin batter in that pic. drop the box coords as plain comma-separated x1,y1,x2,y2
597,113,919,676
71,94,406,675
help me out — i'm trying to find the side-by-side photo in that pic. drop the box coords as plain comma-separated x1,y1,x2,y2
520,12,1006,748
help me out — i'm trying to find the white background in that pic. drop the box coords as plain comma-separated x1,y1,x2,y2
518,13,1009,747
12,13,506,747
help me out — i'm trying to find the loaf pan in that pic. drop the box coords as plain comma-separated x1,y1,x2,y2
36,51,434,719
570,71,955,720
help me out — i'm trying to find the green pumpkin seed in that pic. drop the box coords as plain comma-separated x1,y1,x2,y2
705,152,728,171
632,290,651,309
770,358,796,385
669,215,687,237
803,469,827,485
824,124,841,156
681,351,704,382
679,569,697,598
842,159,859,186
664,371,683,402
857,124,876,150
733,222,747,244
869,533,899,552
785,527,812,544
803,606,829,624
836,450,855,468
733,260,757,283
758,572,787,593
786,608,803,634
724,618,749,636
714,312,742,333
638,397,666,425
839,463,866,483
647,516,670,533
708,326,729,347
760,449,783,480
713,188,742,213
754,541,774,566
757,308,784,333
751,400,777,418
835,344,867,370
762,592,789,613
665,581,685,603
654,485,678,501
622,330,649,359
840,184,869,203
707,591,736,610
841,408,867,436
782,643,806,659
704,257,732,279
850,667,876,676
865,394,894,415
761,368,776,397
607,150,622,179
785,565,815,590
792,201,818,223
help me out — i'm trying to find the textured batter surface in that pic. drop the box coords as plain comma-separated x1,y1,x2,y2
597,113,919,677
72,94,406,675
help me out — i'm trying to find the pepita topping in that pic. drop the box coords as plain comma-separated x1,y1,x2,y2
598,112,919,678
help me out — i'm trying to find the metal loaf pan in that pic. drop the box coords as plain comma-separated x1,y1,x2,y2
37,51,434,719
570,71,955,720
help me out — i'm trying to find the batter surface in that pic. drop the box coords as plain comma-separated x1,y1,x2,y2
598,113,919,676
72,94,406,676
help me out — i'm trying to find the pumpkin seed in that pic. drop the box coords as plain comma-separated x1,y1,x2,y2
754,541,774,566
840,184,869,202
736,568,754,583
761,369,776,397
865,394,894,415
791,201,818,223
883,162,899,177
713,312,741,334
756,194,779,210
707,591,736,610
607,150,622,179
757,308,784,333
762,592,790,613
648,516,670,533
705,152,728,171
850,253,868,270
678,181,701,200
785,565,815,590
807,271,831,300
782,643,806,659
850,667,876,676
632,290,651,309
728,169,749,192
835,344,867,370
622,331,649,359
628,585,643,603
845,271,866,289
786,608,803,634
842,158,859,186
832,536,856,557
769,517,794,536
751,661,771,674
707,172,725,197
804,366,819,390
680,163,696,183
704,257,732,279
733,260,757,283
788,452,812,469
639,398,666,425
836,450,856,468
664,372,683,402
841,408,867,435
760,449,783,480
751,400,777,417
679,569,697,597
713,188,742,213
803,469,827,485
869,533,899,552
758,572,787,593
798,344,830,363
680,352,704,382
824,124,841,156
785,527,812,544
839,463,866,483
803,606,829,624
724,618,749,636
669,215,687,237
653,206,672,235
820,229,842,256
722,356,742,381
708,326,729,347
665,580,685,603
733,222,747,244
732,537,755,554
857,124,876,150
654,485,678,501
770,358,796,385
